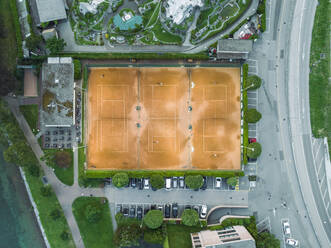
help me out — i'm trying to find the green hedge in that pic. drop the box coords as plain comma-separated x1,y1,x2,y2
242,64,249,165
85,169,244,178
73,59,82,80
9,0,23,58
257,0,267,32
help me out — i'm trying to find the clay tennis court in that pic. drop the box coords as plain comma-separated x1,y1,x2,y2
87,67,241,170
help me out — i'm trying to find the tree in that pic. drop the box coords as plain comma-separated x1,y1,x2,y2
54,151,72,168
60,230,69,241
25,34,42,50
114,223,141,247
85,203,102,223
40,185,52,197
143,210,163,229
256,231,280,248
46,37,66,54
28,164,40,177
245,108,262,123
247,75,262,90
181,209,199,226
73,59,82,80
226,177,237,187
50,208,61,220
112,173,129,188
0,66,17,96
185,175,203,190
247,142,262,159
150,174,164,190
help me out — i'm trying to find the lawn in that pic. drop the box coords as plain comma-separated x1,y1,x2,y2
72,197,114,248
166,224,203,248
151,20,182,44
19,104,39,134
309,0,330,154
145,0,161,28
24,169,75,248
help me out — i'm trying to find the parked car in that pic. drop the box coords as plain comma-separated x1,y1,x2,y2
172,177,178,188
283,220,291,236
286,238,299,247
158,205,163,212
172,203,178,218
45,143,50,148
185,205,191,210
179,176,185,188
116,204,122,213
200,176,207,190
129,206,136,218
151,204,157,210
165,204,171,218
137,178,143,190
248,157,257,162
123,207,129,217
42,176,48,185
165,178,172,190
144,178,150,189
137,206,143,220
200,205,207,219
144,206,150,215
130,178,137,188
215,177,222,189
193,205,200,214
249,138,257,143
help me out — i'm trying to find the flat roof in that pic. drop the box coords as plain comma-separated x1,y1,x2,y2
217,39,253,53
41,59,74,127
35,0,67,23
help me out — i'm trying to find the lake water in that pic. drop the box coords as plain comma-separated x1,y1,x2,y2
0,148,46,248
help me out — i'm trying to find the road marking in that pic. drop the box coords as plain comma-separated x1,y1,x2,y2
317,157,324,174
320,173,326,185
322,187,327,199
326,202,330,210
314,140,323,159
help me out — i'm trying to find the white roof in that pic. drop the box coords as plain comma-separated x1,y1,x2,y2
166,0,203,24
36,0,67,23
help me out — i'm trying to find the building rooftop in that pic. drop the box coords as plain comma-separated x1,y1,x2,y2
35,0,67,23
217,39,253,53
41,57,74,127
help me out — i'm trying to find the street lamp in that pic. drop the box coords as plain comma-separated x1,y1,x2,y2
73,82,86,91
241,145,255,151
241,84,255,92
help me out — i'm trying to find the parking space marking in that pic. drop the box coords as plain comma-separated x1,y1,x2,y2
317,157,324,174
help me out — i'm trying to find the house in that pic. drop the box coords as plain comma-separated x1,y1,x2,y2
191,226,256,248
31,0,67,25
217,39,253,60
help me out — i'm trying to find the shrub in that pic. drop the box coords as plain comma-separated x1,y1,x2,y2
114,223,141,247
185,175,203,190
150,174,164,189
115,212,125,225
85,203,102,223
50,208,61,220
245,108,262,123
143,210,164,229
73,59,82,80
227,177,237,187
247,142,262,159
54,151,72,168
247,75,262,90
46,37,66,54
40,185,52,197
60,230,69,241
181,209,199,226
28,164,40,177
112,172,129,188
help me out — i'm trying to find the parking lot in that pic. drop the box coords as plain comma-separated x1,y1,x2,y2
281,218,300,247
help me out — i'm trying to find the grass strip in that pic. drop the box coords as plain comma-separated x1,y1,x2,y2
145,0,161,28
242,64,248,165
8,0,23,58
72,197,114,248
19,104,39,134
166,224,203,248
309,0,330,154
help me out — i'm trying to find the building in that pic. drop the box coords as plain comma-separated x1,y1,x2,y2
41,57,74,128
217,39,253,60
191,226,256,248
31,0,67,25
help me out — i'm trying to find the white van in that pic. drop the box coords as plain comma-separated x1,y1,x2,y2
165,178,172,190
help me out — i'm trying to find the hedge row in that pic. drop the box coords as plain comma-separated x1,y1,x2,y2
60,52,209,60
9,0,23,58
257,0,267,32
85,169,244,179
242,64,249,165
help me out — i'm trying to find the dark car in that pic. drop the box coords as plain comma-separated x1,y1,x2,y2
185,205,191,210
137,178,143,190
137,206,143,220
179,176,185,188
45,143,50,148
123,207,129,217
144,206,150,215
248,157,257,162
151,204,157,210
165,204,171,218
193,205,200,214
129,206,136,218
45,137,50,141
172,203,178,218
130,178,137,188
200,176,207,190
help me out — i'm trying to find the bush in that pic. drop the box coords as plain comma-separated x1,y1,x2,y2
226,177,237,187
150,174,164,190
60,230,69,241
114,223,141,247
54,151,72,168
73,59,82,80
28,165,40,177
46,37,66,54
50,208,62,220
112,173,129,188
247,142,262,159
247,75,262,90
143,210,164,229
181,209,199,226
40,185,52,197
185,175,203,190
85,203,102,223
115,212,125,225
245,108,262,123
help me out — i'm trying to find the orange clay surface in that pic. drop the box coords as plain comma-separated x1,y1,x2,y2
87,67,241,170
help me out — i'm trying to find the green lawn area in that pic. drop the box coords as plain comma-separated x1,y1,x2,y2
152,20,182,44
220,4,239,19
146,0,161,28
19,105,39,134
72,197,114,248
309,0,330,154
24,169,75,248
166,224,203,248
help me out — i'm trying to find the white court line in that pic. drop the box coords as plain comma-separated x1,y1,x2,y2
317,157,324,174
